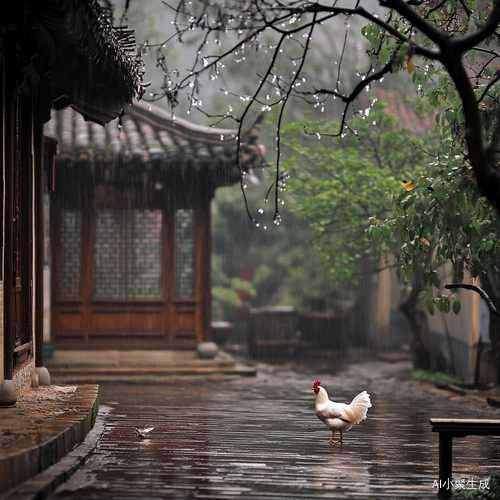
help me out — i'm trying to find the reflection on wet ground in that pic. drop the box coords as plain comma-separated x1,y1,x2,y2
48,362,500,499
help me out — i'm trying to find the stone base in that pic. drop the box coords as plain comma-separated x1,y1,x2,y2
197,342,219,359
0,380,17,406
36,367,51,386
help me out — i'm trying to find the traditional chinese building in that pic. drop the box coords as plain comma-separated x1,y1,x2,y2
0,0,143,404
44,102,264,351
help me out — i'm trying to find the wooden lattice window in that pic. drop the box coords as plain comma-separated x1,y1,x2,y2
94,209,162,299
175,209,195,299
60,209,82,298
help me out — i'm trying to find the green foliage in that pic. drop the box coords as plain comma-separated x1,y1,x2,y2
360,2,500,317
211,255,257,321
211,179,351,318
281,103,437,284
368,151,500,314
410,369,461,383
455,471,500,499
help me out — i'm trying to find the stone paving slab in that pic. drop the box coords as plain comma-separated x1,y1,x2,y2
0,385,99,496
2,360,500,499
3,412,106,500
12,360,500,500
0,351,255,497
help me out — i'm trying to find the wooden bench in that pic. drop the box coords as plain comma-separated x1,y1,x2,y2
430,418,500,496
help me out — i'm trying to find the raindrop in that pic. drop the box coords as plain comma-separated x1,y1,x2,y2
258,208,264,214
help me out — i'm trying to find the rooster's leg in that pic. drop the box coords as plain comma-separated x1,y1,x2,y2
325,431,340,444
339,431,344,444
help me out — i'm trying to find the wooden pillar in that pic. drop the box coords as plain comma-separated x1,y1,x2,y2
199,188,212,341
34,130,44,367
438,433,453,497
36,136,56,366
4,88,14,380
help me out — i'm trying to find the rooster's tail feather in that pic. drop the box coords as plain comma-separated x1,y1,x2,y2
345,391,372,424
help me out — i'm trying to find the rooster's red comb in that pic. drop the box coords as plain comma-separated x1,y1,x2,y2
313,380,321,389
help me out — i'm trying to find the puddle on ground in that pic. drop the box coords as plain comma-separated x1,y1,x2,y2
47,368,500,499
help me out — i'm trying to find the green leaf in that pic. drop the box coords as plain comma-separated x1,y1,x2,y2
432,272,441,289
427,302,436,316
436,296,451,314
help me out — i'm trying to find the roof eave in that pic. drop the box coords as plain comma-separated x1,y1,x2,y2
28,0,143,125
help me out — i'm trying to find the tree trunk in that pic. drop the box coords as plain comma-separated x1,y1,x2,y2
478,269,500,385
400,273,448,372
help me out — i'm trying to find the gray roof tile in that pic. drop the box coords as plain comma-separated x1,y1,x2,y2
45,102,265,189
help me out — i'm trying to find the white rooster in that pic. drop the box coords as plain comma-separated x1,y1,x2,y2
312,380,371,444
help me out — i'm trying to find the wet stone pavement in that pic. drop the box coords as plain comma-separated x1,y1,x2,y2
46,361,500,500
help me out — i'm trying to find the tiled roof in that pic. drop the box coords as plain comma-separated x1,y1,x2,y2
29,0,144,124
44,102,265,189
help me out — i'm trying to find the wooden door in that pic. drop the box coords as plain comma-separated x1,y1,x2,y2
51,180,211,349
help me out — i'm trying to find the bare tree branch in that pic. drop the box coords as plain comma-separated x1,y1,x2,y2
445,283,500,317
149,0,500,221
